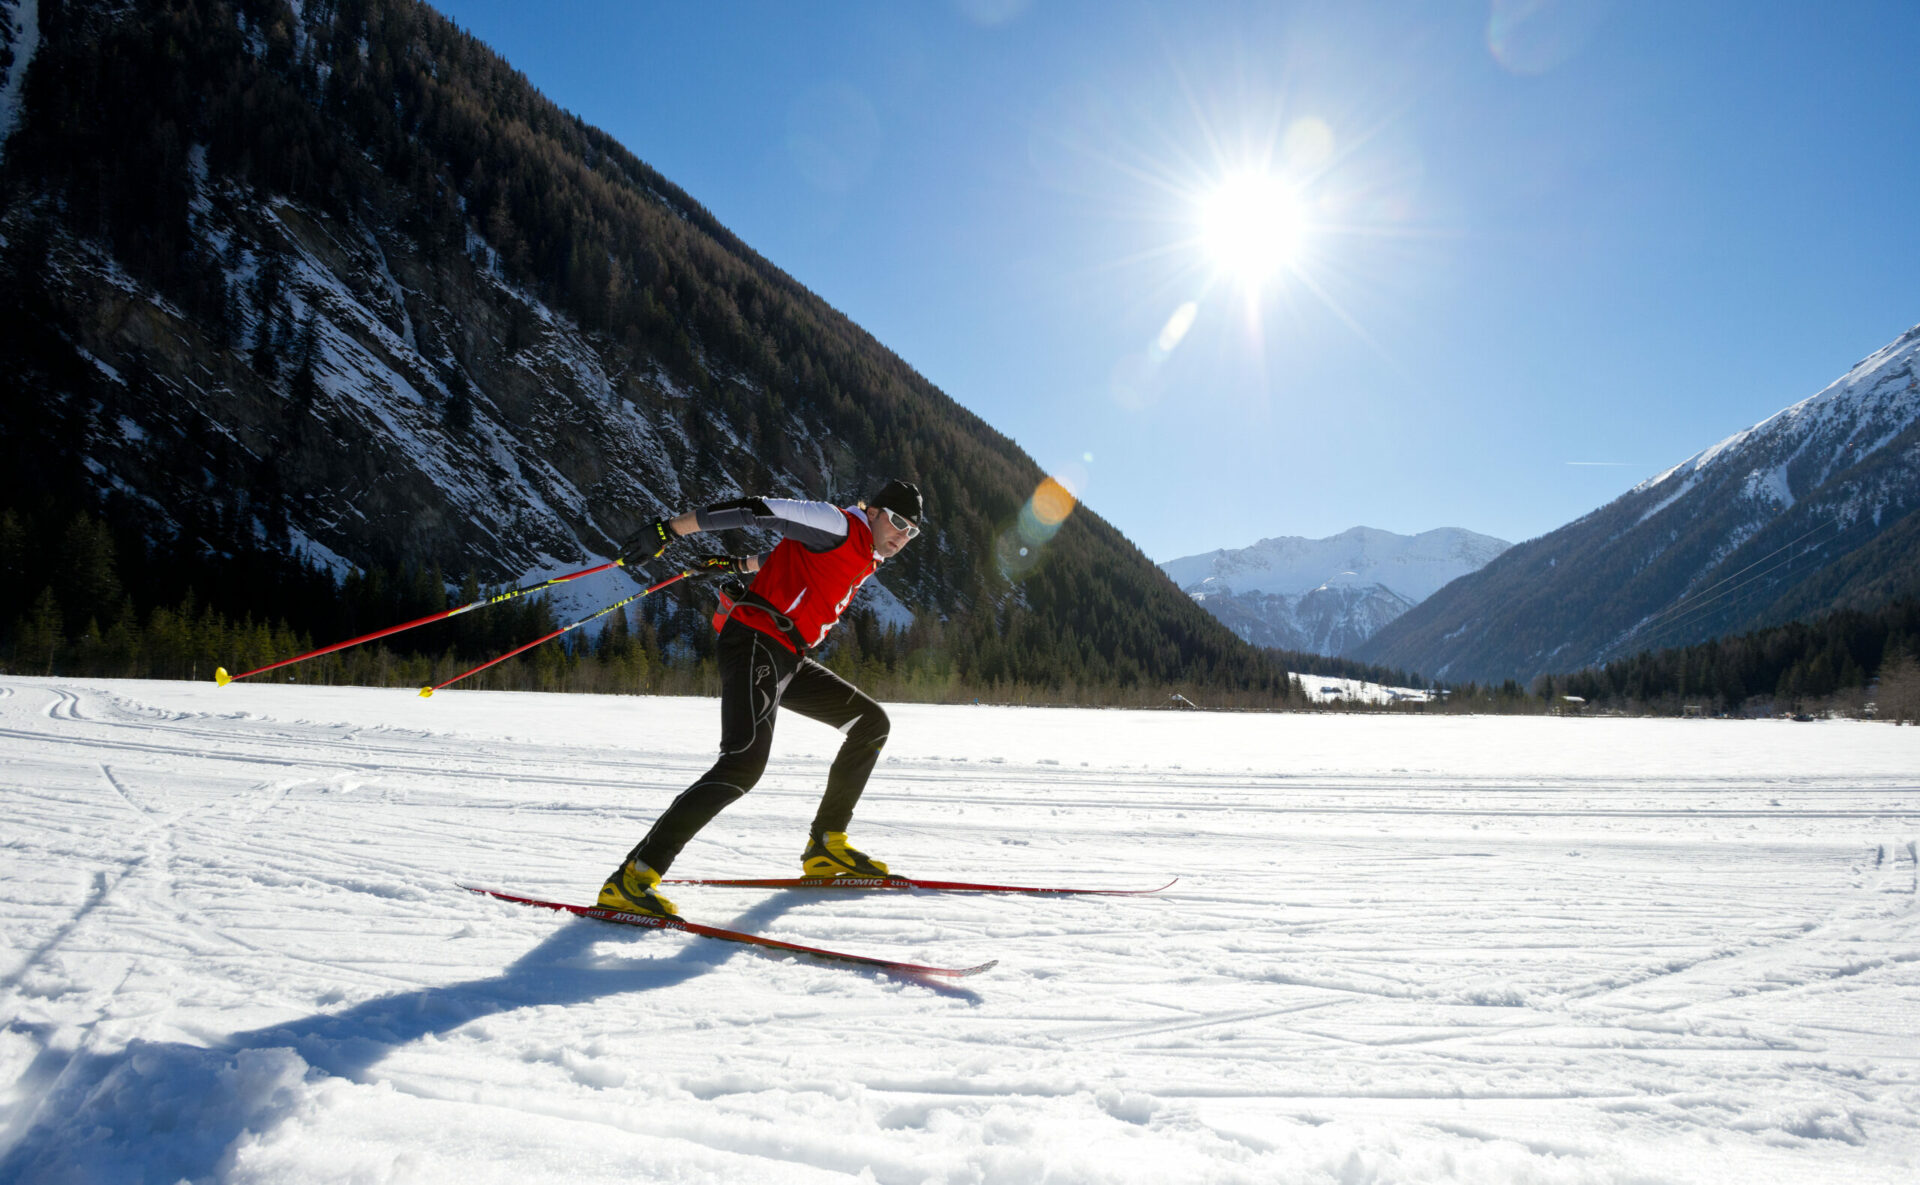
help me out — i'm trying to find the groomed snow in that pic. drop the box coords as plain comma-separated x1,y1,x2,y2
2,676,1916,1183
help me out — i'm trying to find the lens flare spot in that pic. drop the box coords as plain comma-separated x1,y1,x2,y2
1281,117,1335,173
1155,301,1199,354
1486,0,1610,76
1031,477,1077,526
1052,460,1090,501
998,475,1081,580
954,0,1031,28
785,83,883,194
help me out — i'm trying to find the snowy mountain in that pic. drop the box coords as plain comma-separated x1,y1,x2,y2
0,0,889,613
0,0,1288,696
1354,321,1920,683
1159,527,1511,655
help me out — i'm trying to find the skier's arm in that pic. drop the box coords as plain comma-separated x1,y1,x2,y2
655,513,765,573
687,497,850,552
626,497,840,567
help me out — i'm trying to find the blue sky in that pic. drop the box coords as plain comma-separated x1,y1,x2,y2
431,0,1920,562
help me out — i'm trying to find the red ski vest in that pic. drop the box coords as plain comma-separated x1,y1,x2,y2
732,507,876,655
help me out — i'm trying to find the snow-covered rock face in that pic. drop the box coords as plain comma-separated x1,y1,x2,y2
1,2,913,622
1159,527,1510,656
1632,323,1920,539
1354,320,1920,683
26,185,830,583
0,0,39,166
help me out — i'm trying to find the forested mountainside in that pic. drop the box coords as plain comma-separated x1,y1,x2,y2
1353,322,1920,684
0,0,1299,701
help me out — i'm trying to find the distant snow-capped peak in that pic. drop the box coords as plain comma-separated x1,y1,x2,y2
1160,526,1511,603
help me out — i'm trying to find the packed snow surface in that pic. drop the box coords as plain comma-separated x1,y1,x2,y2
2,676,1917,1184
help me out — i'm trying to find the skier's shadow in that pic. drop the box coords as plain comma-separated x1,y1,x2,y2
0,894,977,1183
240,892,980,1080
231,893,799,1079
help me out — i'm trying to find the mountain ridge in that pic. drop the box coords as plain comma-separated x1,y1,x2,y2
1159,525,1510,656
1352,321,1920,683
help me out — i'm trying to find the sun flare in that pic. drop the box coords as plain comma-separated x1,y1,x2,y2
1198,173,1309,286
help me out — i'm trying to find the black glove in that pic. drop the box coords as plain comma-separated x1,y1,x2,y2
691,555,748,576
619,517,679,565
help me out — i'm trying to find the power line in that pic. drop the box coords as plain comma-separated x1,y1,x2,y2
1648,544,1827,645
1628,515,1842,644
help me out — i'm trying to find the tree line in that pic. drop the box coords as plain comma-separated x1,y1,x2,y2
1404,598,1920,722
1540,598,1920,722
1,502,1322,707
17,495,1914,720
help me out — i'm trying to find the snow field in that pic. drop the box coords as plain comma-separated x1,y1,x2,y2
1291,672,1431,704
1,676,1917,1183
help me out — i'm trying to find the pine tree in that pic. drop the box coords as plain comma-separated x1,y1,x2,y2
16,587,64,676
57,513,122,634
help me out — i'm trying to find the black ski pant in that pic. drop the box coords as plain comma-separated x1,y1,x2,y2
627,619,890,873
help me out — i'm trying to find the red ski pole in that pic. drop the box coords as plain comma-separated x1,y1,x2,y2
215,559,630,686
418,570,692,698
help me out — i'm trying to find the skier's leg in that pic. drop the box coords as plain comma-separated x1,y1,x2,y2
627,626,793,873
779,659,890,837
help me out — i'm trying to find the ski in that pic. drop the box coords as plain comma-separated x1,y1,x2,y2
462,885,997,979
661,875,1178,895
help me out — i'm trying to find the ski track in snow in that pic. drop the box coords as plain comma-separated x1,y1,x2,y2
0,677,1916,1183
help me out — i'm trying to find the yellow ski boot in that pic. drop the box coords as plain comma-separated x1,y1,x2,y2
597,858,678,917
801,832,891,879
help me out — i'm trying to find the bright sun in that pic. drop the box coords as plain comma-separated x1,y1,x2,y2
1199,173,1309,286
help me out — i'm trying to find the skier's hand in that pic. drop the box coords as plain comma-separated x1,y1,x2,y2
691,555,748,576
620,518,679,565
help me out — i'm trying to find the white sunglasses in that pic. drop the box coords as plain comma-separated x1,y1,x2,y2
883,508,920,539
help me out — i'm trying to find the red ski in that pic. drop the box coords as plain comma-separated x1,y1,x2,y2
463,886,996,979
661,875,1178,895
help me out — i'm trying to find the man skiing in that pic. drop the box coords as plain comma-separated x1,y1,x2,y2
597,480,924,917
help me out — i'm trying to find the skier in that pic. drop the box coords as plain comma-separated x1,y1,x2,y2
597,480,925,917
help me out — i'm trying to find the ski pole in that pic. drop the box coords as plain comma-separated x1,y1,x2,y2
419,570,692,698
215,559,631,686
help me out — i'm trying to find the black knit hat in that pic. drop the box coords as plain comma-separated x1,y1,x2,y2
870,479,923,524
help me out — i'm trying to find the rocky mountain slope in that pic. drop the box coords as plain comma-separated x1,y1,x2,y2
0,0,1292,697
1352,322,1920,683
1159,527,1510,655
